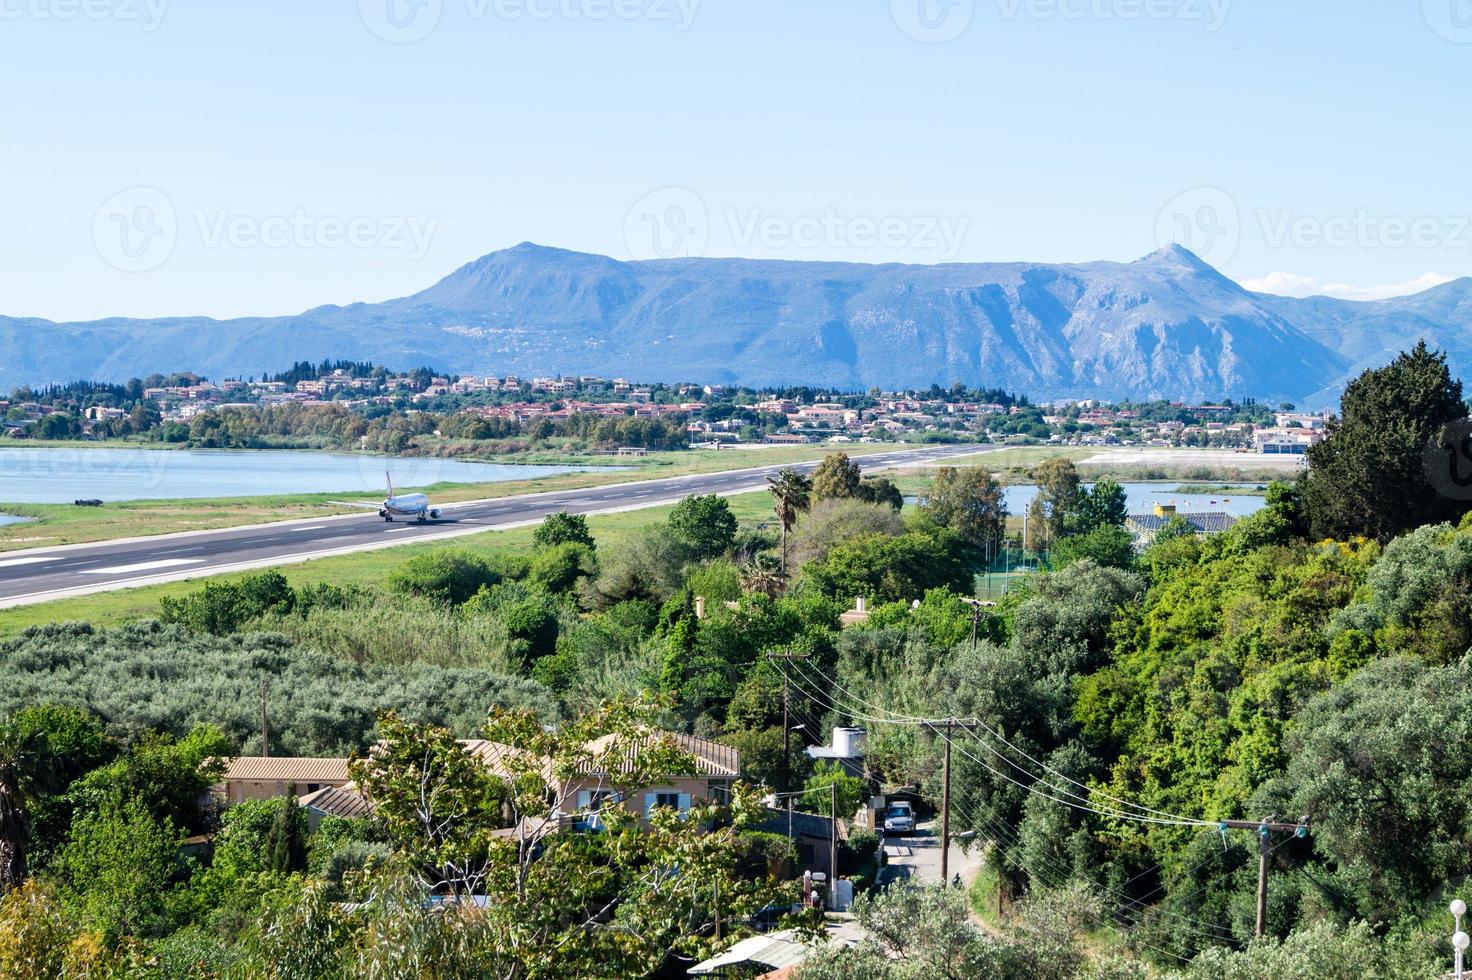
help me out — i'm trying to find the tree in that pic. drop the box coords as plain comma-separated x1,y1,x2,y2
793,498,906,568
667,494,738,560
532,512,594,550
1077,477,1128,531
527,541,595,594
1274,656,1472,926
800,761,867,820
1031,458,1083,542
1052,525,1135,570
67,725,230,835
0,721,57,892
768,468,813,576
812,452,863,501
346,700,785,977
921,466,1007,557
858,476,905,511
56,796,183,939
804,530,972,604
1302,342,1468,541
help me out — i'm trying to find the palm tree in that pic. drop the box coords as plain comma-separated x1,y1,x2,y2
0,722,53,893
740,553,785,598
767,468,813,577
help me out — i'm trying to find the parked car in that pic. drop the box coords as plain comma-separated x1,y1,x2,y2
883,801,915,835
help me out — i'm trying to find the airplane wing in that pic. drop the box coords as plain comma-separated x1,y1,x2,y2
328,500,384,510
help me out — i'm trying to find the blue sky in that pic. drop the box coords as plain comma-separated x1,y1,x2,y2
3,0,1471,319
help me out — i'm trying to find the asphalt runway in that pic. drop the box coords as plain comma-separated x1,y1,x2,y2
0,444,991,609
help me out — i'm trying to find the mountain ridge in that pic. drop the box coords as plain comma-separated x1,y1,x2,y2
4,243,1470,407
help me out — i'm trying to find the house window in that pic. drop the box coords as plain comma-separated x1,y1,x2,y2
653,792,680,810
307,783,321,794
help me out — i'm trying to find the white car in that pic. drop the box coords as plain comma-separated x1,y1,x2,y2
883,802,916,835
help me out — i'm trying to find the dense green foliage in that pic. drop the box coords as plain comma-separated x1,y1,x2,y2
9,401,1472,976
0,622,555,755
1303,341,1467,541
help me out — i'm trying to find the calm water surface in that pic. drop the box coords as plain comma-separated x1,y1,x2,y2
0,447,617,504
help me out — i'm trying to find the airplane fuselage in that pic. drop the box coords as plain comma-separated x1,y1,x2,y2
379,493,439,521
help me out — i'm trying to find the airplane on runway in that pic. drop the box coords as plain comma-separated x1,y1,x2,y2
334,472,444,522
379,472,441,522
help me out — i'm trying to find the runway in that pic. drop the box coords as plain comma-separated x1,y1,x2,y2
0,444,991,609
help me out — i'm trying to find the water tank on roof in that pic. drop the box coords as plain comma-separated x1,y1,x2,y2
832,727,867,758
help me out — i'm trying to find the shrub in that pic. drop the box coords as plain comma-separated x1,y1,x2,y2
387,549,502,605
532,512,595,549
159,571,295,635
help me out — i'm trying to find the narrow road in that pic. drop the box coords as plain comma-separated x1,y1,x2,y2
878,820,984,891
0,444,992,608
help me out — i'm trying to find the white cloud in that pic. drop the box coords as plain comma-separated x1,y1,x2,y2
1241,271,1456,302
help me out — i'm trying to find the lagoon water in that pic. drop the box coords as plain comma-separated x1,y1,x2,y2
0,448,614,504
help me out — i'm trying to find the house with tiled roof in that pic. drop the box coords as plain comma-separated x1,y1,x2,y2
228,730,739,832
215,757,351,803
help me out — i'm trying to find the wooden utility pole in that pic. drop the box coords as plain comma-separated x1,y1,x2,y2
764,651,811,793
924,718,981,883
829,780,838,909
713,879,721,941
1216,816,1310,937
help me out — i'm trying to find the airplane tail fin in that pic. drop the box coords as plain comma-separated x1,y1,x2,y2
385,470,394,499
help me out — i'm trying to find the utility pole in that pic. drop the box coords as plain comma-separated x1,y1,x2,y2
829,780,838,910
1216,816,1310,937
765,651,811,793
259,677,270,757
923,718,981,883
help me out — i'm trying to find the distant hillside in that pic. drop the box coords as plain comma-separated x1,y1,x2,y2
5,242,1470,407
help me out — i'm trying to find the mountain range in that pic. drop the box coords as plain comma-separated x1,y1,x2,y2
6,242,1472,407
